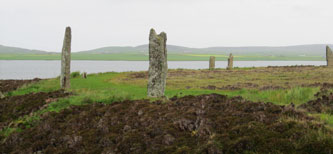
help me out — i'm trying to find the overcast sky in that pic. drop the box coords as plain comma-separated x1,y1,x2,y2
0,0,333,52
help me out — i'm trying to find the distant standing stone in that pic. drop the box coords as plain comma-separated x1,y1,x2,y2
209,56,215,70
60,27,72,89
227,53,234,70
82,72,87,79
0,91,5,99
327,46,333,67
147,29,168,97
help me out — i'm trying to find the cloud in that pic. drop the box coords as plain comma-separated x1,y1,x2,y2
0,0,333,52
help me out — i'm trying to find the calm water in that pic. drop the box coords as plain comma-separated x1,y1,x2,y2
0,60,326,79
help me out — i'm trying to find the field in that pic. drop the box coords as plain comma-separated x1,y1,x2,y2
1,66,333,153
0,53,326,61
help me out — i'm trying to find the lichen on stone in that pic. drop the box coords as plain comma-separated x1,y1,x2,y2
147,28,168,97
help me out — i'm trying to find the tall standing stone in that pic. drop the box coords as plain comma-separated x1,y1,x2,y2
147,29,168,97
60,27,72,89
227,53,233,70
327,46,333,67
209,56,215,70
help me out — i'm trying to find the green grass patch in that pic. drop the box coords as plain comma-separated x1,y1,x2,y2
12,71,320,113
319,114,333,126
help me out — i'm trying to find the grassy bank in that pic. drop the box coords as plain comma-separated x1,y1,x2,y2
3,66,332,115
1,66,333,153
5,66,333,110
0,53,325,61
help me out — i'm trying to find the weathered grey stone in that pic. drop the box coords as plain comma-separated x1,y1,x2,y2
209,56,215,70
82,72,87,79
327,46,333,67
147,29,168,97
60,27,72,89
227,53,233,70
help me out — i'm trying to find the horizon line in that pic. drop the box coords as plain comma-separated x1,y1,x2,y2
1,43,333,53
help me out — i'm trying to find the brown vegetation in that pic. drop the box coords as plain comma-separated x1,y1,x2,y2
0,78,41,93
0,90,71,130
117,66,333,91
1,94,333,153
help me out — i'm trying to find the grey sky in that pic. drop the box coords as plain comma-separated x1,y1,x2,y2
0,0,333,52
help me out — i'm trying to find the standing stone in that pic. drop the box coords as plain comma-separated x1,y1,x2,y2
209,56,215,70
82,72,87,79
60,27,72,89
147,29,168,97
0,91,4,99
327,46,333,67
227,53,234,70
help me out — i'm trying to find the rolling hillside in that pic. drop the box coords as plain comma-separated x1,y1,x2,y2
0,45,50,54
78,44,332,56
0,44,331,60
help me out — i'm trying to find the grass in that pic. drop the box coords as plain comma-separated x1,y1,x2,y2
318,114,333,126
2,66,333,140
0,53,326,61
8,72,139,112
10,67,327,112
110,66,333,106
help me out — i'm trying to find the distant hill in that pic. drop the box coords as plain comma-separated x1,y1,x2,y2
78,44,333,56
199,44,332,56
78,46,141,54
1,44,332,57
0,45,50,54
78,45,197,54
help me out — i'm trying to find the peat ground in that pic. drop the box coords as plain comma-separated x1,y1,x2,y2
0,90,71,130
0,79,41,94
1,66,333,153
2,94,333,153
0,81,71,144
